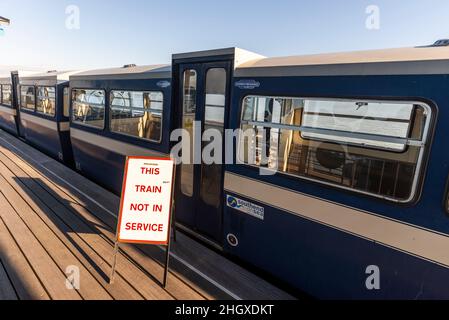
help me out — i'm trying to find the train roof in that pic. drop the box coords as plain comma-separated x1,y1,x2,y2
173,47,266,68
20,70,79,86
70,64,171,81
235,46,449,77
0,70,36,84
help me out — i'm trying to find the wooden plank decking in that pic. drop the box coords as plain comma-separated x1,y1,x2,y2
0,129,295,300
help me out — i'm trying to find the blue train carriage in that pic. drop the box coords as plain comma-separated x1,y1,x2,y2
19,71,77,165
69,64,172,194
222,44,449,299
0,71,20,135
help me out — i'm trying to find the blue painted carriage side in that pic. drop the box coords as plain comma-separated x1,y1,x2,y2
227,74,449,235
0,108,19,135
69,78,172,195
70,133,126,193
20,110,60,158
223,191,449,299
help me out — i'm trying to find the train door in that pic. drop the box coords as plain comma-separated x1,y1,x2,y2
10,71,23,137
174,61,231,246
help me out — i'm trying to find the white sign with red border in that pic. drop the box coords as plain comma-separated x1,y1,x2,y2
116,156,175,245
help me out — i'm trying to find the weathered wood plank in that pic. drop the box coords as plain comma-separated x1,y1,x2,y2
0,192,82,300
0,259,18,300
0,164,113,300
0,218,50,300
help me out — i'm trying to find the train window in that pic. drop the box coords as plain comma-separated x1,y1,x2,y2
36,86,56,117
20,86,36,111
72,89,105,129
1,85,12,106
180,69,197,197
239,96,431,202
110,90,163,142
301,100,413,152
63,87,69,117
201,68,227,208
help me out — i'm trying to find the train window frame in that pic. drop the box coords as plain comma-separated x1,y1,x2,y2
237,95,433,204
20,85,36,111
36,86,56,118
71,88,106,130
108,89,164,144
1,84,12,107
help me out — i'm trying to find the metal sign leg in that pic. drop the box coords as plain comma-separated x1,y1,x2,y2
163,201,176,288
109,242,120,284
172,201,177,243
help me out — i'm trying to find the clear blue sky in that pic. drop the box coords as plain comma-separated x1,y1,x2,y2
1,0,449,70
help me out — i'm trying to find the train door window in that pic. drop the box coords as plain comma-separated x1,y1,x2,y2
63,87,70,117
110,90,163,142
1,85,12,106
239,96,432,203
72,89,105,129
20,86,36,111
36,86,56,117
180,69,197,197
200,68,226,207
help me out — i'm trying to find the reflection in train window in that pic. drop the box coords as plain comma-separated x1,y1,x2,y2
36,86,56,116
72,89,105,129
110,90,163,142
181,69,197,197
239,96,431,202
301,100,413,152
20,86,36,111
201,68,227,208
1,85,12,106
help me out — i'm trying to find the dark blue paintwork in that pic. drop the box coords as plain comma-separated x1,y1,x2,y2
0,108,19,135
220,74,449,298
223,192,449,299
69,78,172,195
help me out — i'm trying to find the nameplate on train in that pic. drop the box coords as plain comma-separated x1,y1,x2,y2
116,157,175,245
235,79,261,90
226,195,265,220
157,80,171,88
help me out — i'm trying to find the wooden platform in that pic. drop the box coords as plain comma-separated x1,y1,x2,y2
0,129,295,300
